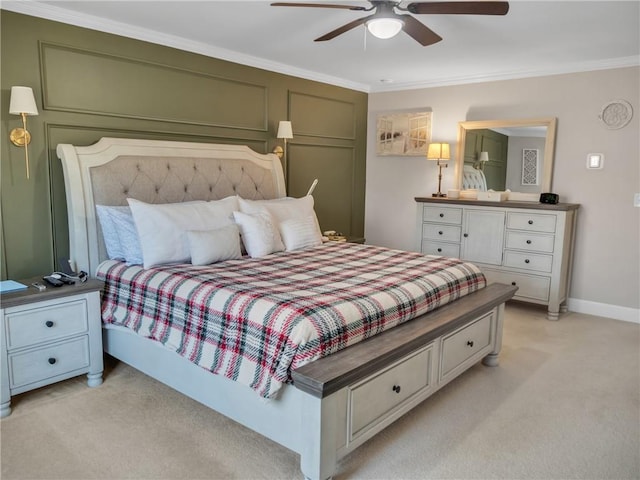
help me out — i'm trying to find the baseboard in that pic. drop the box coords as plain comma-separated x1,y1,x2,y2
568,298,640,324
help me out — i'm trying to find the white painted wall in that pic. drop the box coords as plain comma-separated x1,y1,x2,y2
366,67,639,322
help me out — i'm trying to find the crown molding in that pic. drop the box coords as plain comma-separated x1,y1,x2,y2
3,1,638,95
1,1,371,93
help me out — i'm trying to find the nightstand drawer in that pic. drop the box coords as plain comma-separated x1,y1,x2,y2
422,224,461,242
5,299,88,349
8,336,90,389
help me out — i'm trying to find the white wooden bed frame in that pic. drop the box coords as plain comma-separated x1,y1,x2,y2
57,137,517,480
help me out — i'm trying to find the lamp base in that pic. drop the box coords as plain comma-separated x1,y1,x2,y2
432,193,447,198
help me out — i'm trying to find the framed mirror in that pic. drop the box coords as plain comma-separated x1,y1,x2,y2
456,117,557,193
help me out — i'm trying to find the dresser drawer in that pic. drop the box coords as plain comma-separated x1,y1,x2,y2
440,313,493,381
505,231,555,253
422,241,460,258
483,269,550,302
8,336,90,389
422,224,461,242
507,212,556,233
349,345,433,440
423,207,462,225
5,299,89,350
503,251,553,273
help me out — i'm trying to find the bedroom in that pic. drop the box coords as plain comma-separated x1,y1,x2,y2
0,2,638,479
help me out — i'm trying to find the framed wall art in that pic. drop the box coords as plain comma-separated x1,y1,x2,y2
376,110,432,156
522,148,539,186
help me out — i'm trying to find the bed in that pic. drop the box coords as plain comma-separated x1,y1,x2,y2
57,137,517,480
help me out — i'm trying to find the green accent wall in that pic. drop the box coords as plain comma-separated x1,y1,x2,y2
0,11,368,279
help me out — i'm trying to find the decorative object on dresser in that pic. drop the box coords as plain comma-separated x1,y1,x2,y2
427,142,450,197
0,278,104,417
416,198,579,321
57,137,517,480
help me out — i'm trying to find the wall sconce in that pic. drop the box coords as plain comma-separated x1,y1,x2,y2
475,151,489,170
273,120,293,164
9,86,39,179
427,142,450,197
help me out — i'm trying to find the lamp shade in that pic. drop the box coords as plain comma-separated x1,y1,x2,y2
9,86,38,116
479,151,489,162
426,143,450,161
277,121,293,139
367,17,404,39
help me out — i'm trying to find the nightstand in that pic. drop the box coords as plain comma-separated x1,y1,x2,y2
0,278,104,418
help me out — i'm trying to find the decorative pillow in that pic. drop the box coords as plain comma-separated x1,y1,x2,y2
232,210,284,258
238,196,322,251
128,196,239,268
95,205,144,265
279,214,324,251
96,205,125,260
187,224,242,266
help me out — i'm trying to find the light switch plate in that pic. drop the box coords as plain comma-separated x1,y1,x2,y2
634,193,640,207
587,153,604,169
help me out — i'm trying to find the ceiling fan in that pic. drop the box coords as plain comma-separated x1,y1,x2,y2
271,1,509,46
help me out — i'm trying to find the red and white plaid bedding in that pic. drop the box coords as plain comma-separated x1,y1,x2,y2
97,242,486,398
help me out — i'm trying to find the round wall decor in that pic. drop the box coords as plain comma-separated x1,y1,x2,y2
599,99,633,129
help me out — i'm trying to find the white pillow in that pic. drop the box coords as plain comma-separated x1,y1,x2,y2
279,214,324,251
187,224,242,266
95,205,144,265
232,210,284,258
128,196,239,268
238,196,322,251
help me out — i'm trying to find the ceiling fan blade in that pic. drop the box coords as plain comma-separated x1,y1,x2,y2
314,14,374,42
407,2,509,15
400,15,442,46
271,2,368,11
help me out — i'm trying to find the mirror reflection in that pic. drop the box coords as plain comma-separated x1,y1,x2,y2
456,118,557,193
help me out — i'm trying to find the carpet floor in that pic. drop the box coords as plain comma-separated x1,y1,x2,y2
1,302,638,480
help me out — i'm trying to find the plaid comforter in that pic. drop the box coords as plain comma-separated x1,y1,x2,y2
97,242,486,398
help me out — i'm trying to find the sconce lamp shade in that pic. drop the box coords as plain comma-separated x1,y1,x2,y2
9,86,38,116
426,142,450,161
277,121,293,139
479,151,489,162
367,17,404,39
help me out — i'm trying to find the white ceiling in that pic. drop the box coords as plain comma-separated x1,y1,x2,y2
4,1,640,92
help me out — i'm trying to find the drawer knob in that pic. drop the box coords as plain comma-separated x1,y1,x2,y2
525,259,530,264
463,233,469,238
438,231,443,235
392,385,401,394
48,357,57,365
512,282,517,286
437,248,442,253
528,220,534,225
439,213,444,218
467,340,474,347
526,239,532,244
45,320,54,328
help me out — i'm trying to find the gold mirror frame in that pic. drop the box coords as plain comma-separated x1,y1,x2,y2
455,117,557,193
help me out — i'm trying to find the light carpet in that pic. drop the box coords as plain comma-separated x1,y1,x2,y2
1,303,638,480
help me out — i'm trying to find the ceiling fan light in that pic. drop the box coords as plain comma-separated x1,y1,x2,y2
366,17,403,39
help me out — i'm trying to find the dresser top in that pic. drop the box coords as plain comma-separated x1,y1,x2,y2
415,197,580,211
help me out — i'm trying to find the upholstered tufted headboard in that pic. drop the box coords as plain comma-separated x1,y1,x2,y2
462,164,488,191
57,137,286,275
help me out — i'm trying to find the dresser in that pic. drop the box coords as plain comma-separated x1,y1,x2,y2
0,278,104,417
415,198,579,320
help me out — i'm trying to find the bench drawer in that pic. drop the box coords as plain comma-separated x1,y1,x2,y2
440,313,493,381
349,345,433,440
